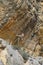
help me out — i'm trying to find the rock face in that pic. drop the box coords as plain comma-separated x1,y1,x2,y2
0,0,43,65
0,0,39,44
0,45,24,65
6,45,24,65
0,39,24,65
24,57,43,65
35,57,43,65
0,39,43,65
24,58,40,65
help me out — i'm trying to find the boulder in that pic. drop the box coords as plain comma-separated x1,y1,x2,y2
0,45,24,65
24,57,40,65
35,56,43,65
6,45,24,65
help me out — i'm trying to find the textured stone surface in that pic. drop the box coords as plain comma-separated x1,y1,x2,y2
0,0,38,44
24,57,43,65
0,39,43,65
0,45,24,65
24,57,40,65
0,0,43,65
0,39,24,65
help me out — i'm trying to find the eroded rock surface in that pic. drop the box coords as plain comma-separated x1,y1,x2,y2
0,0,43,65
0,39,24,65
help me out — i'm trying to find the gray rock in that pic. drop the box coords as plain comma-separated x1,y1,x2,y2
0,38,24,65
24,57,40,65
6,45,24,65
18,49,29,61
35,56,43,65
0,60,4,65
